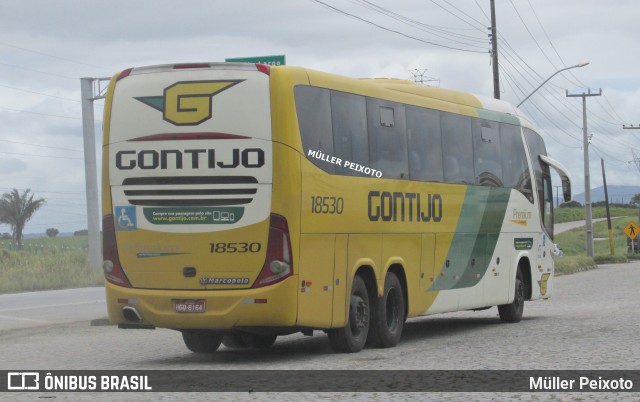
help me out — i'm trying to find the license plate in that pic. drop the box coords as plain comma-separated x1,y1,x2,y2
174,299,206,313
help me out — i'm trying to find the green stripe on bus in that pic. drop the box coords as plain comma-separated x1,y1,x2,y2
476,108,521,126
429,186,510,291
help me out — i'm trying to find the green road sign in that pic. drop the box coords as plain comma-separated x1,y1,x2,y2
225,55,286,66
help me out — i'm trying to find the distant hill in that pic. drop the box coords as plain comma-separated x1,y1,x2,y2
568,185,640,205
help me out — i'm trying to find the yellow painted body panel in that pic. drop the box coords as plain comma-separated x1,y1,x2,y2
102,64,547,334
105,277,297,329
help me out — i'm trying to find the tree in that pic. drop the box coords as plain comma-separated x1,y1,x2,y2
631,193,640,207
0,188,46,248
46,228,59,238
560,200,582,208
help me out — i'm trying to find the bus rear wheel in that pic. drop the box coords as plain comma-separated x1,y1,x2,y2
182,330,223,353
498,267,525,323
328,275,370,353
368,272,405,348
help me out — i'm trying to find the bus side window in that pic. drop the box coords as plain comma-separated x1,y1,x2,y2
294,86,335,174
473,119,503,187
406,106,443,182
500,124,532,202
441,112,474,184
367,99,408,179
330,91,368,176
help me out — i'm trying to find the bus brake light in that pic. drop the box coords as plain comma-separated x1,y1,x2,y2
253,214,292,288
102,215,132,288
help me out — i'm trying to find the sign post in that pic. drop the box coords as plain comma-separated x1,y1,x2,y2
225,55,286,66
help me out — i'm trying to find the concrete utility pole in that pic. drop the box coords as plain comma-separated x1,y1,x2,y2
489,0,500,99
566,88,602,257
80,77,110,269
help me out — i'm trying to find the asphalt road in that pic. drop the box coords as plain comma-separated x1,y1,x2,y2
0,287,105,332
553,217,612,234
1,262,639,400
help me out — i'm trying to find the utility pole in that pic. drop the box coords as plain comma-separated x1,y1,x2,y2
601,159,615,255
566,88,602,257
80,77,110,269
554,185,562,208
489,0,500,99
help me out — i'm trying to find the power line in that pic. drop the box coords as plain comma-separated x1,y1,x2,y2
0,139,83,152
0,105,80,120
428,0,486,32
351,0,488,46
0,151,84,160
0,61,77,80
0,41,111,71
0,83,80,103
310,0,488,53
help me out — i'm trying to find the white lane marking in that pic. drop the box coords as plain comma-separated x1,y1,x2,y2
0,314,50,323
0,300,104,314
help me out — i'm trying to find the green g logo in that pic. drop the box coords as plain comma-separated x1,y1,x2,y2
135,80,243,126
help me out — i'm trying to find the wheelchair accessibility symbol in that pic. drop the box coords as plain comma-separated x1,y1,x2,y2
115,206,137,231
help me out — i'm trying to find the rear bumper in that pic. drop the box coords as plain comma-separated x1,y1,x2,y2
105,276,298,330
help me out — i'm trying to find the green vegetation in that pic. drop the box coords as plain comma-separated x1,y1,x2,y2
0,235,103,294
554,255,597,275
554,205,638,224
0,188,46,248
553,210,639,272
2,207,638,293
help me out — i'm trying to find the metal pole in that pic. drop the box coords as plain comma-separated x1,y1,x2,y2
80,78,102,269
518,62,589,108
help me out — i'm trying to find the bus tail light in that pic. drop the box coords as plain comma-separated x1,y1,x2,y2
253,214,292,288
102,214,132,288
255,64,271,75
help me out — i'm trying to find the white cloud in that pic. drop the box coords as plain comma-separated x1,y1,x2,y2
0,0,639,233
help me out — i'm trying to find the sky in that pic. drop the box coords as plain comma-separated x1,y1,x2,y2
0,0,639,235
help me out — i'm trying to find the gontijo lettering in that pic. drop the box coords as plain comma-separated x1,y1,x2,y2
368,191,442,222
115,148,265,170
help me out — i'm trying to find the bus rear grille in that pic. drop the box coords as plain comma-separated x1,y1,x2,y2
121,176,258,207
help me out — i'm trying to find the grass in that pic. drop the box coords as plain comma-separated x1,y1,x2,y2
554,205,638,224
1,209,637,293
553,206,639,274
0,236,104,294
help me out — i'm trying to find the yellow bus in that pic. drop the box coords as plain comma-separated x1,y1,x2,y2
102,62,571,353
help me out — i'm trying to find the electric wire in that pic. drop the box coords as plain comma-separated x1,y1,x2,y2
310,0,488,53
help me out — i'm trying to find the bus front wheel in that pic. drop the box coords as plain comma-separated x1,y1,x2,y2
182,330,223,353
328,275,370,353
498,267,525,323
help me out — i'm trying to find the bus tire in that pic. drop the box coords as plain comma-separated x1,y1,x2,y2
182,330,223,353
498,267,525,323
368,271,405,348
328,275,370,353
243,334,278,349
